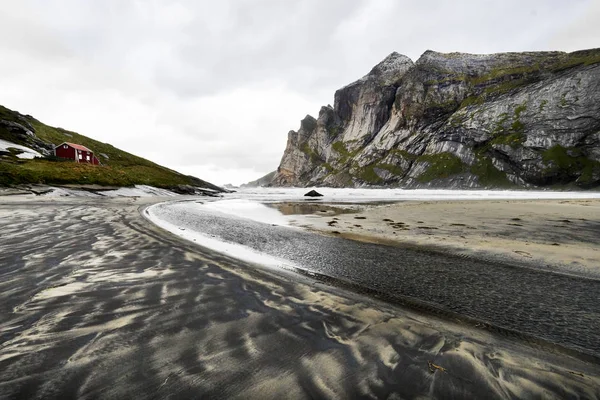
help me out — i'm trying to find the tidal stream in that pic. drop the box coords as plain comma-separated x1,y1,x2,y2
148,200,600,359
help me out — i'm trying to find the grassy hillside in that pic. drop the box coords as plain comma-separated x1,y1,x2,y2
0,105,222,191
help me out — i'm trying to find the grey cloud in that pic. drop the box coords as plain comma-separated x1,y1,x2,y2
2,0,599,185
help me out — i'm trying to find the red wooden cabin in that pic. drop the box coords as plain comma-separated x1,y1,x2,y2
54,142,100,165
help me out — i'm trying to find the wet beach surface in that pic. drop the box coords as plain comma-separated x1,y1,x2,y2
285,198,600,278
1,197,600,399
150,201,600,359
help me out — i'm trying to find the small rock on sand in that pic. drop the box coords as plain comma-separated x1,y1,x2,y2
304,190,323,197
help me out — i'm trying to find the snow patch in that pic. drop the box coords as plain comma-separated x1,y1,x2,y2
0,139,42,159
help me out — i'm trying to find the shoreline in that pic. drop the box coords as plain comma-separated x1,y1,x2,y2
2,195,600,397
145,198,600,360
142,200,596,362
284,198,600,279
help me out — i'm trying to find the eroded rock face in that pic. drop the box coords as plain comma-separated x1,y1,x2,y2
271,48,600,189
0,119,53,155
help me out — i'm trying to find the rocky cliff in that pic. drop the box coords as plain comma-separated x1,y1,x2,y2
272,49,600,189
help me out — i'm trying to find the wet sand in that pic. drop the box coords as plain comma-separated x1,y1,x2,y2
287,199,600,278
1,196,599,399
149,200,600,358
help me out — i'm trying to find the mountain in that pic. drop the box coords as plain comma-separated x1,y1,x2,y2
0,105,223,192
271,49,600,189
241,171,277,188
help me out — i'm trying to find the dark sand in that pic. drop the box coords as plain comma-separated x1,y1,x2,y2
0,196,599,399
149,200,600,359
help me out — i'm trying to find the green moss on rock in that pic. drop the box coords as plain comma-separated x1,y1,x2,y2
389,149,417,161
541,145,600,184
322,162,335,172
376,163,404,176
416,153,465,182
483,79,529,96
470,157,512,187
542,145,576,170
459,96,484,109
358,165,384,184
332,141,348,155
490,132,525,148
300,143,323,164
485,105,527,149
326,126,340,138
332,141,360,164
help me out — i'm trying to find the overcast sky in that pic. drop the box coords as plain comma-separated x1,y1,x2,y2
1,0,598,185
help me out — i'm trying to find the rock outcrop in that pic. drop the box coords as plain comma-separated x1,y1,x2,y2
271,49,600,189
0,110,54,156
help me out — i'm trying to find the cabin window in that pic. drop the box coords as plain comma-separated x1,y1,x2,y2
78,153,82,160
86,155,90,161
63,145,68,149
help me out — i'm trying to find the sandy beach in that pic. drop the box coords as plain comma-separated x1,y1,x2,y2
0,195,599,398
286,199,600,278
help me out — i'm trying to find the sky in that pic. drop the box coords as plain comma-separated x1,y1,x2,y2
0,0,599,186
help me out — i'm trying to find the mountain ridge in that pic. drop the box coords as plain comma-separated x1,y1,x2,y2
270,48,600,189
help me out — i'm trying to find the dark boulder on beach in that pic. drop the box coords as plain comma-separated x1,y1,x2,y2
304,190,323,197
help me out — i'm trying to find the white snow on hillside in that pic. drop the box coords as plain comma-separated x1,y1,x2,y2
0,139,42,159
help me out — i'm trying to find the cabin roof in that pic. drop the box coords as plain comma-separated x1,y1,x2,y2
57,142,93,152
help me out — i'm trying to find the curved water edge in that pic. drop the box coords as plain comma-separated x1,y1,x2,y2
145,197,600,361
145,200,300,272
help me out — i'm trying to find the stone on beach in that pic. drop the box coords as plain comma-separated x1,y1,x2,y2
304,190,323,197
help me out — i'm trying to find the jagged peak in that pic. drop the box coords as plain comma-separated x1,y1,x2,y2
299,114,317,132
365,52,414,83
318,105,333,117
338,52,414,92
369,52,413,73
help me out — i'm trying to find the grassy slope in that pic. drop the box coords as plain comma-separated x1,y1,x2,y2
0,105,222,190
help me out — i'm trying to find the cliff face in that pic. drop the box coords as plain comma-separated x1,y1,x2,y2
272,49,600,189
